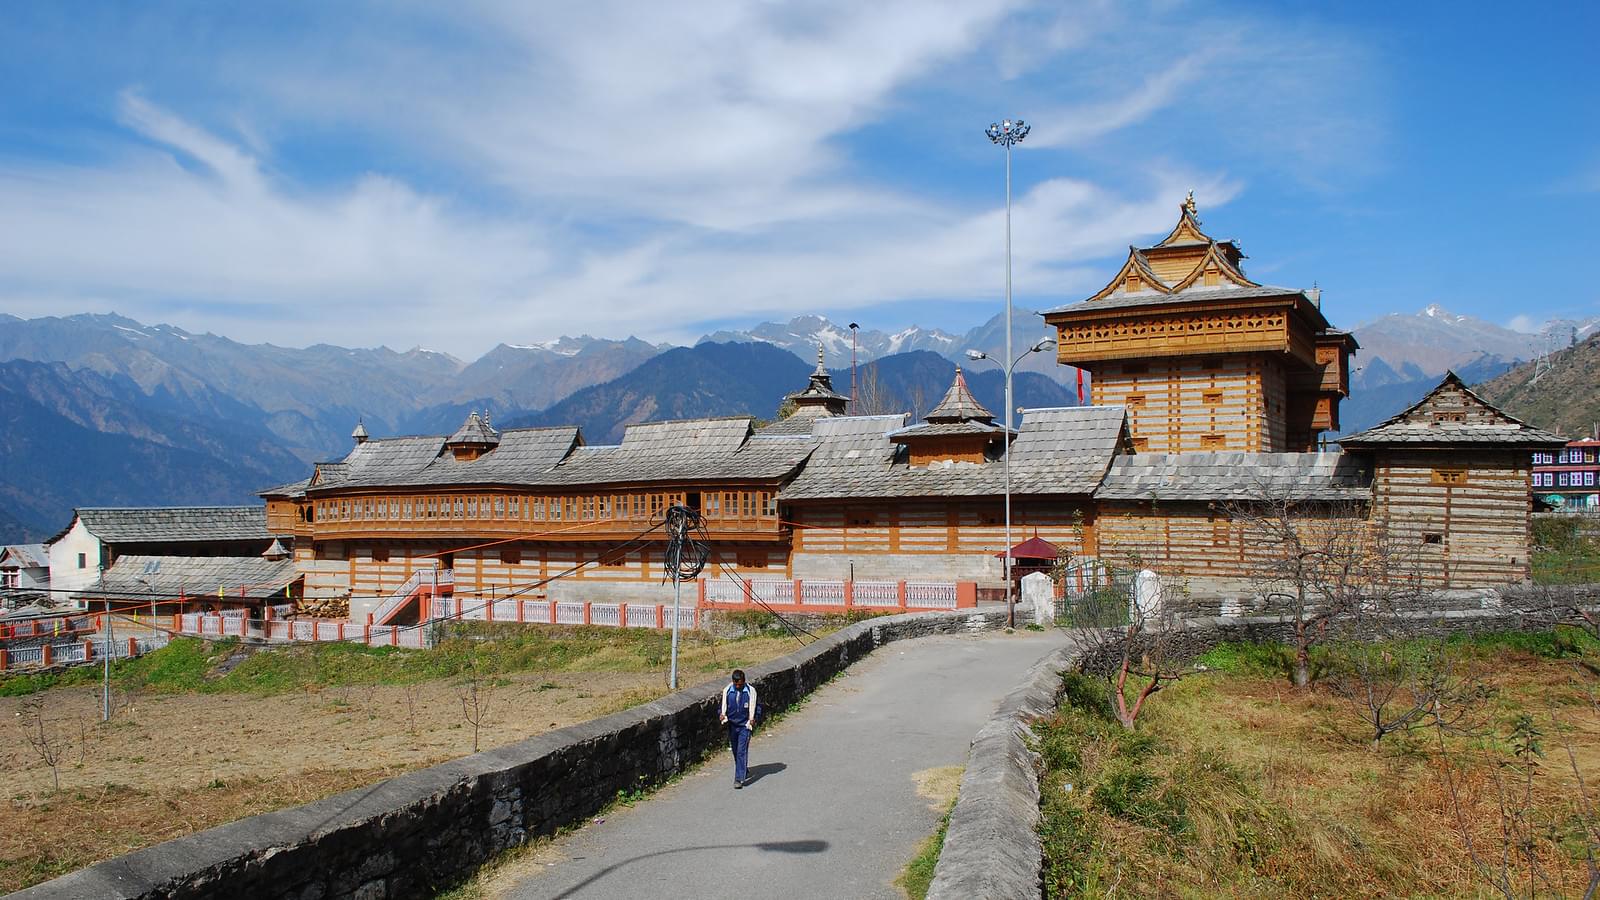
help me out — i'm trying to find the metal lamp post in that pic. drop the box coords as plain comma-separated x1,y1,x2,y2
967,337,1054,627
984,117,1030,627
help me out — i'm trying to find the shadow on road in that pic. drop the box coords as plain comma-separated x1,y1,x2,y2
553,839,828,898
744,761,786,786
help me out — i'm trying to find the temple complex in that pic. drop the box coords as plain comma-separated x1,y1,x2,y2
1044,195,1357,453
51,196,1568,619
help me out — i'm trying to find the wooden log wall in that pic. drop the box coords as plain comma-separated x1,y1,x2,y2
789,499,1095,570
1090,355,1289,453
1370,449,1533,587
1094,501,1373,585
296,539,789,603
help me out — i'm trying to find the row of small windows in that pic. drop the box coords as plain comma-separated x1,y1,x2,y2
310,491,778,525
1536,471,1597,488
1533,450,1599,465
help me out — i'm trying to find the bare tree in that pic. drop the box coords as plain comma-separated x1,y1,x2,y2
456,652,495,754
1067,566,1198,730
1222,495,1400,687
403,683,423,737
17,695,71,792
851,364,898,417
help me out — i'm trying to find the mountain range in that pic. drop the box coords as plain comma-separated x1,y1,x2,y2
1475,332,1600,441
1,303,1592,543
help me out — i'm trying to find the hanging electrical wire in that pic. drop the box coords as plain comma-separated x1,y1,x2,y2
661,504,709,581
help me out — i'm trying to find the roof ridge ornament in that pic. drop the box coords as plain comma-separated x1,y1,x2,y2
1185,190,1197,216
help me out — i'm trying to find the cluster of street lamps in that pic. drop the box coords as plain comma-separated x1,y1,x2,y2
968,118,1036,629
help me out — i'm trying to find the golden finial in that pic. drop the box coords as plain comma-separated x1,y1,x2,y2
1184,190,1197,216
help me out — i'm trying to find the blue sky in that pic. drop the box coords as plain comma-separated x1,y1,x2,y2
0,1,1595,357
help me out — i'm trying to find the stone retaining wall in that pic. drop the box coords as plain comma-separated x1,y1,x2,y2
16,609,1007,900
926,643,1079,900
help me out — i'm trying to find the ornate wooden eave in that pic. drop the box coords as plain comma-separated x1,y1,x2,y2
1086,247,1173,302
1166,242,1260,292
1051,292,1322,368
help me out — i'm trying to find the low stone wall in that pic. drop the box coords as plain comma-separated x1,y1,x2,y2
926,643,1078,900
15,609,1007,900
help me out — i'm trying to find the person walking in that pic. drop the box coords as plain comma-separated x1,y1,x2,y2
719,669,757,789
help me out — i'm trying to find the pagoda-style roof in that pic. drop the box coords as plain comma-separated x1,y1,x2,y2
924,368,994,423
995,534,1060,560
448,410,501,448
1339,372,1567,449
784,347,850,411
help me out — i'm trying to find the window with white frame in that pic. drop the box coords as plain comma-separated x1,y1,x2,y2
1587,472,1596,487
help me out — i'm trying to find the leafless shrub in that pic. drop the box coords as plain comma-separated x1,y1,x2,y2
1068,567,1198,730
457,652,495,753
16,696,72,792
403,683,423,737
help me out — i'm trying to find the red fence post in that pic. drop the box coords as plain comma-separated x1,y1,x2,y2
583,603,592,626
844,580,854,610
517,601,526,624
617,603,628,629
794,579,804,607
656,604,665,629
698,578,707,606
742,578,753,606
486,597,494,622
127,637,138,657
548,600,557,624
897,581,908,611
83,640,95,661
0,648,7,671
40,644,53,667
956,582,978,609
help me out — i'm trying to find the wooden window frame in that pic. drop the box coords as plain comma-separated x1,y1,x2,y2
1431,467,1468,486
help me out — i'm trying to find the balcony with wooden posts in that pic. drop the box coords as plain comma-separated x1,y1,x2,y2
302,487,786,542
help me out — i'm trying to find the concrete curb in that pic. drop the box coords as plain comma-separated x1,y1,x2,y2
926,641,1078,900
14,609,1006,900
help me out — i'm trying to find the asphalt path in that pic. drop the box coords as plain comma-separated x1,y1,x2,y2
502,627,1070,900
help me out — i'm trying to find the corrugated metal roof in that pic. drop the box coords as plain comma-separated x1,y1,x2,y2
1095,452,1371,502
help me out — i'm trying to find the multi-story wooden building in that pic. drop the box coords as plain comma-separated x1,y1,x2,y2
1043,196,1357,453
240,197,1565,609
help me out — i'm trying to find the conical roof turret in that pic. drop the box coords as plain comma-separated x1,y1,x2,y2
924,368,994,424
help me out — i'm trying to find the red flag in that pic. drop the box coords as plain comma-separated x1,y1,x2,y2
1076,367,1085,406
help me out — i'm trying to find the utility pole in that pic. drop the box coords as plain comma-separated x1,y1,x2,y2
100,563,112,722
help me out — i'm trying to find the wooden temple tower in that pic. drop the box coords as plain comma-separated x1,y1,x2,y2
1044,195,1357,453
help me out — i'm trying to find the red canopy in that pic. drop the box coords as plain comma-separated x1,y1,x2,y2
994,536,1059,560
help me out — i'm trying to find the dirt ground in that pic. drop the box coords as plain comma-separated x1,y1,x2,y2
0,670,676,892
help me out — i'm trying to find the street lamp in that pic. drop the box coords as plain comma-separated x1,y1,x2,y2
966,338,1054,627
983,116,1031,627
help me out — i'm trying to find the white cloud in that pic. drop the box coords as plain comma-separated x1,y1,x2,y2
0,1,1379,356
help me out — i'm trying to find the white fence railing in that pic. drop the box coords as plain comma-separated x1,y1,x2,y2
698,578,970,610
1,631,169,671
370,568,453,626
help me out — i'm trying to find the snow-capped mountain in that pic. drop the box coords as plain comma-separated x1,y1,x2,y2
696,312,1072,384
698,315,961,369
1350,305,1600,388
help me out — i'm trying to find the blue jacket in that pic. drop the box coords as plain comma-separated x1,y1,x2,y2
721,683,756,729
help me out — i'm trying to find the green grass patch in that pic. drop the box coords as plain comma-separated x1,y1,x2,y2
1533,517,1600,585
0,623,808,698
895,800,955,900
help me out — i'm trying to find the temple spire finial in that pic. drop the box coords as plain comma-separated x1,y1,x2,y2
1184,190,1197,216
814,344,827,376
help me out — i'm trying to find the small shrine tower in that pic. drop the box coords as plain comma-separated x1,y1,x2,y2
1043,195,1357,453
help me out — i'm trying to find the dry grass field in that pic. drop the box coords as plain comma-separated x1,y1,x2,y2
0,620,823,893
1038,630,1600,898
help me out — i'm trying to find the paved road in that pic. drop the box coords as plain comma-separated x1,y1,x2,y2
503,628,1069,900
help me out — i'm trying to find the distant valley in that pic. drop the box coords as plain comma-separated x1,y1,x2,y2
1,303,1591,543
